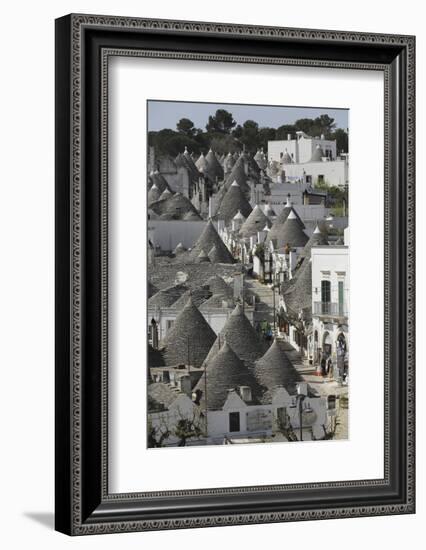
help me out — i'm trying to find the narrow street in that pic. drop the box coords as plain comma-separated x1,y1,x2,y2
245,276,277,324
247,274,349,440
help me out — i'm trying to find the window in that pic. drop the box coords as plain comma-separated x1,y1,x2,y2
318,174,324,184
321,280,331,302
229,412,240,432
338,280,344,316
166,320,174,331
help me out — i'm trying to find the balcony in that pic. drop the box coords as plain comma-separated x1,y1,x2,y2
313,302,348,318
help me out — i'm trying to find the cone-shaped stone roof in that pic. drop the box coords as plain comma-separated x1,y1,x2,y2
172,288,212,310
175,151,200,181
310,145,325,162
173,242,186,255
207,244,230,264
254,150,267,170
148,280,158,298
223,159,251,193
299,225,329,260
281,150,293,164
204,303,266,367
205,149,224,181
223,152,236,173
148,284,188,308
195,249,211,263
150,171,170,193
183,209,203,221
254,340,301,402
205,275,233,298
189,220,234,264
284,260,312,315
200,293,232,310
149,192,202,220
239,204,271,238
160,298,216,367
195,341,262,410
158,188,173,201
216,181,253,224
271,197,304,227
195,152,209,173
268,210,307,248
147,184,161,206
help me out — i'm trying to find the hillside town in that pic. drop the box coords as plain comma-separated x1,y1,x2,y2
147,110,349,448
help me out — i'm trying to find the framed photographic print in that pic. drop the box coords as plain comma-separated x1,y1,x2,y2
55,14,415,535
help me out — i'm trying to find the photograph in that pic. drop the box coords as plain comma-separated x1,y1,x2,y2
146,100,349,448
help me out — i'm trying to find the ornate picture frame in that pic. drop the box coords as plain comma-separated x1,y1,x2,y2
55,14,415,535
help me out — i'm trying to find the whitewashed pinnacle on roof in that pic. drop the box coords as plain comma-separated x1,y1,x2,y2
159,188,172,200
263,203,276,217
233,210,245,221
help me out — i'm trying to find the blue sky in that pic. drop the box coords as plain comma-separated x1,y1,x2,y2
148,100,349,132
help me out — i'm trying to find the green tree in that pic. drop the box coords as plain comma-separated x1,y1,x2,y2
239,119,260,152
257,127,277,151
293,118,315,134
206,109,236,134
210,134,240,154
331,128,348,153
162,135,201,157
176,117,196,137
174,413,205,446
315,114,336,134
276,124,296,140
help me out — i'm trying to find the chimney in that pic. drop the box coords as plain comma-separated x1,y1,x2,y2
239,386,252,402
287,133,292,141
257,228,267,243
297,382,308,396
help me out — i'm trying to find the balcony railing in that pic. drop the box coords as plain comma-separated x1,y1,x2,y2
313,302,348,317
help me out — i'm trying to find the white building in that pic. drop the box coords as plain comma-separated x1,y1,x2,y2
310,235,349,376
268,131,337,164
268,132,348,188
205,385,327,444
283,157,348,188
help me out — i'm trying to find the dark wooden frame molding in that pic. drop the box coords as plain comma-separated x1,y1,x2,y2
55,13,415,535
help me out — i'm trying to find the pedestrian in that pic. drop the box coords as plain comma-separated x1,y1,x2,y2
321,356,327,377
